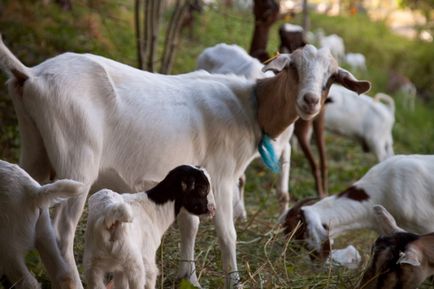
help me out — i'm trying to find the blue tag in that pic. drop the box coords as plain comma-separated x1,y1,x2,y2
258,134,280,173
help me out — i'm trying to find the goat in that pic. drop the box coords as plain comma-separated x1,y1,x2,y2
278,23,306,54
0,160,84,289
325,86,395,162
83,165,215,289
197,43,293,216
387,70,417,111
316,30,345,63
344,53,366,72
283,155,434,258
358,205,434,289
278,26,328,197
0,35,369,288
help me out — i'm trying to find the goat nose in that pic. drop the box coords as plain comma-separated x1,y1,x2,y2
207,204,216,218
303,93,319,106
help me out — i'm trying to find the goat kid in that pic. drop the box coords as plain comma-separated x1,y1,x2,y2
358,205,434,289
84,165,215,289
0,160,84,289
0,35,369,289
283,155,434,258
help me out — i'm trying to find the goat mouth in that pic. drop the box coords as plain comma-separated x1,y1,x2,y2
296,104,318,120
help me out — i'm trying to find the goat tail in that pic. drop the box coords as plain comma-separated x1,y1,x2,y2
0,34,30,81
102,202,133,230
374,92,395,115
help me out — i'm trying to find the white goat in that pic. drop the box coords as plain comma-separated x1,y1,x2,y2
344,53,366,71
0,160,83,289
283,155,434,256
197,43,293,216
324,86,395,162
197,43,274,80
0,35,369,288
84,165,215,289
318,32,345,62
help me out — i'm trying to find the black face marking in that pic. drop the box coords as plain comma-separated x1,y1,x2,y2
146,165,211,216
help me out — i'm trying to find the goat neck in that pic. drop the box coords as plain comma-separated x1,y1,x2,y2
255,68,299,139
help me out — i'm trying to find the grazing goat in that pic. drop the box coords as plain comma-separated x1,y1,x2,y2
358,205,434,289
0,160,84,289
325,86,395,162
344,53,366,72
84,165,215,289
0,35,369,288
197,43,293,215
283,155,434,258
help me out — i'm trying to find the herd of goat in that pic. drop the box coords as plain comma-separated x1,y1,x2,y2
0,21,429,289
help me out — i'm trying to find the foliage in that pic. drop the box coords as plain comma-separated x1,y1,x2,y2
0,2,434,289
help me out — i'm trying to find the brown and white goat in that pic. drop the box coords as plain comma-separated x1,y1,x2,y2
279,24,328,197
283,155,434,260
358,205,434,289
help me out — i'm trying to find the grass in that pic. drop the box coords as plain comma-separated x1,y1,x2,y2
0,1,434,288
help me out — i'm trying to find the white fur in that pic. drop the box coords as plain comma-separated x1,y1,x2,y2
300,155,434,251
0,160,83,289
319,33,345,62
325,85,395,161
0,38,359,288
197,43,294,216
344,53,366,71
281,23,303,32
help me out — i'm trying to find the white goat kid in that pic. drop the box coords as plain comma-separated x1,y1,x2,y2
84,165,215,289
0,160,84,289
0,35,369,289
324,86,395,162
283,155,434,257
197,43,293,216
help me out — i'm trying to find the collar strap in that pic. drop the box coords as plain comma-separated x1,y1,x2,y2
258,133,280,173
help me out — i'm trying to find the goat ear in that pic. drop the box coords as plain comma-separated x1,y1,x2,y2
334,68,371,95
373,205,405,236
262,54,291,73
397,248,421,267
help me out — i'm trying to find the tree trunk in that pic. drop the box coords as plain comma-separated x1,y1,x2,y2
135,0,144,69
160,0,189,74
302,0,309,32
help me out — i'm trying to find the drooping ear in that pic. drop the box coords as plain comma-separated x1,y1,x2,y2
397,248,421,267
262,54,291,73
334,68,371,95
373,205,406,236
